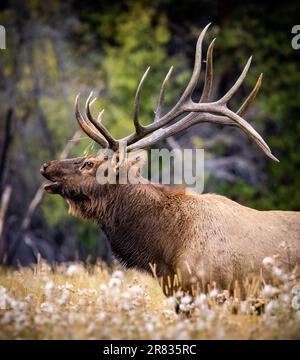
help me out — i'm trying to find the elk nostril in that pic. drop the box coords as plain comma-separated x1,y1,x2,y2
40,163,49,174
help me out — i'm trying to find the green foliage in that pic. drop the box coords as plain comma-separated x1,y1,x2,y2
76,222,99,255
41,196,69,227
88,2,187,139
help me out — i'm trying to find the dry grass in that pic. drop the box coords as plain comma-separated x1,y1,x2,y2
0,258,299,339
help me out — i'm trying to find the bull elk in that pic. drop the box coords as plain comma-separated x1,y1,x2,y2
41,24,300,295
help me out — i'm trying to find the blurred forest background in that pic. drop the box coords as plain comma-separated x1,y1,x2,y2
0,0,299,266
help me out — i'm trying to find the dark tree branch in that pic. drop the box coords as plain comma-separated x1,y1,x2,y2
0,185,12,262
0,108,14,195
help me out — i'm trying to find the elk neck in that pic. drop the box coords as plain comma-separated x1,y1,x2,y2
90,182,188,274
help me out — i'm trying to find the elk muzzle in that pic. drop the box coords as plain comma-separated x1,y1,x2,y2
40,161,62,194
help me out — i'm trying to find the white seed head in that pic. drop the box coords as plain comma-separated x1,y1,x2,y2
261,284,280,298
262,257,274,268
65,264,81,277
40,301,54,314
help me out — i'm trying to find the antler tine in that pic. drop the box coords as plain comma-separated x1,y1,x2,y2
192,73,264,125
185,97,273,155
176,23,211,106
85,92,118,150
75,94,109,148
154,66,173,122
237,73,263,116
218,106,271,150
217,56,252,105
133,66,150,134
241,126,279,161
199,72,274,160
97,109,105,122
199,38,215,103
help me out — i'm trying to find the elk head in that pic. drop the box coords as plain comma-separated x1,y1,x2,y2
41,23,278,210
41,156,104,197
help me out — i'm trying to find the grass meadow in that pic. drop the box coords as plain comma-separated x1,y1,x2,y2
0,258,299,340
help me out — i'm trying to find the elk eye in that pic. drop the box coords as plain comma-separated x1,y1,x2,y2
83,161,94,169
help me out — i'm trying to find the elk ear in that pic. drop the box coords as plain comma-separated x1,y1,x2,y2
111,149,147,176
127,150,148,176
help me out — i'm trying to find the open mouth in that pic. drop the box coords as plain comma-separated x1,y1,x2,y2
43,181,61,194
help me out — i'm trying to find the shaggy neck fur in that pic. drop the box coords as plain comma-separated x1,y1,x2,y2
69,182,188,276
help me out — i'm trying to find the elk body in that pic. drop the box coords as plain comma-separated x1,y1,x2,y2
41,24,300,295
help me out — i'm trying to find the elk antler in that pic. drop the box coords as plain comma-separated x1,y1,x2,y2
75,23,279,161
